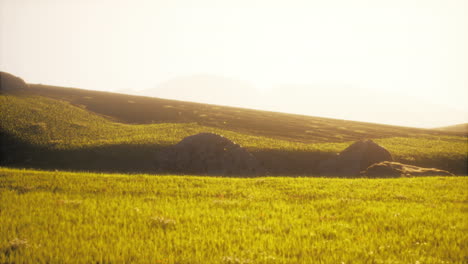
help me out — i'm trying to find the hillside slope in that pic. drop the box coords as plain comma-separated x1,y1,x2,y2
24,84,464,143
436,123,468,134
1,73,467,175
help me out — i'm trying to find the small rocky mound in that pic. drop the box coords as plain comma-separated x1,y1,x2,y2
0,72,28,93
361,161,454,177
319,139,393,176
155,133,265,176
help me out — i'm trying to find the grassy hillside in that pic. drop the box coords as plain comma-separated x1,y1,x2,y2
1,167,467,263
436,123,468,134
1,84,467,175
26,84,465,143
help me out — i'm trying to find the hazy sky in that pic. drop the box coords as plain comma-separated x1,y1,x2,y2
1,0,467,128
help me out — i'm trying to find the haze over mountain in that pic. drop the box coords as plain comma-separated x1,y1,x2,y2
133,74,468,128
1,0,467,128
134,75,263,110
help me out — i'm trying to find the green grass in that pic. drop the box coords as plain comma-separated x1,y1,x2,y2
0,167,466,263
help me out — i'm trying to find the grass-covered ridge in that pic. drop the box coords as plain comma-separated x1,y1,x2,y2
26,83,465,143
1,88,467,174
1,167,466,263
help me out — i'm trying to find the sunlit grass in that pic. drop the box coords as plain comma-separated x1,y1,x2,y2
1,95,466,159
1,92,466,262
0,167,466,263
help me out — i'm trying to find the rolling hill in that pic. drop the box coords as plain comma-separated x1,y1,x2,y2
436,123,468,134
1,72,467,175
22,83,466,143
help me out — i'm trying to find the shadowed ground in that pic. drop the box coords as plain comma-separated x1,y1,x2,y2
2,131,466,176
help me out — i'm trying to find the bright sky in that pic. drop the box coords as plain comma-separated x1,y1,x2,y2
1,0,467,128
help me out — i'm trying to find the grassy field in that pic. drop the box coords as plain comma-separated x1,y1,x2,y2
1,91,467,175
1,167,467,263
1,78,467,263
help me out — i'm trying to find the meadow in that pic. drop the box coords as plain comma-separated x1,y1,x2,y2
1,81,467,263
1,167,467,263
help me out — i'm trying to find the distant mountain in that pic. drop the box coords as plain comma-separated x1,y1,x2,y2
136,75,468,128
265,84,468,129
138,74,263,110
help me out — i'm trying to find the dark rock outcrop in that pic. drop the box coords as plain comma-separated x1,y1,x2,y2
319,139,393,176
155,133,265,176
361,161,454,177
0,72,28,93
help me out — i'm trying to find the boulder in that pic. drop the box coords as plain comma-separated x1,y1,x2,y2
0,72,28,93
319,139,393,176
337,139,393,175
361,161,454,177
156,133,265,176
